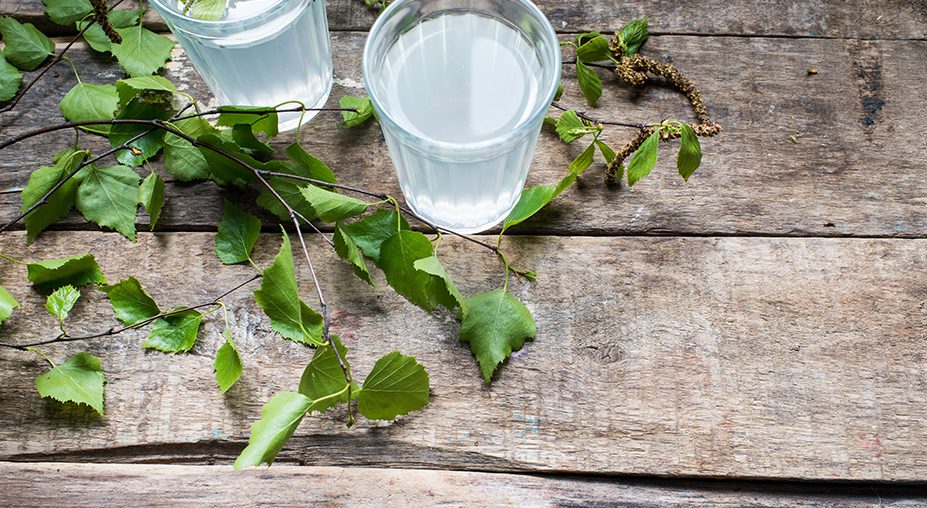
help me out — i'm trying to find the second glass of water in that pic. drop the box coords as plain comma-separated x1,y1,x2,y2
150,0,333,131
363,0,561,233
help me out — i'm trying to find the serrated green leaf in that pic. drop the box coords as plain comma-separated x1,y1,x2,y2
215,199,261,265
43,0,92,25
553,82,563,102
555,110,597,143
27,253,106,291
0,54,22,102
676,123,702,181
627,130,660,187
115,75,176,108
258,145,336,221
34,352,106,416
45,285,80,322
110,25,174,77
576,36,610,62
184,0,227,21
340,209,410,264
357,351,429,421
459,289,536,383
502,183,557,233
163,117,216,181
567,142,596,179
75,9,139,53
0,16,54,71
138,171,164,230
298,185,369,223
234,391,312,469
101,277,160,325
110,95,172,167
596,139,616,164
0,285,20,326
333,224,374,286
339,96,374,127
214,334,242,394
145,308,202,353
619,17,649,56
253,230,324,346
298,336,358,412
231,124,274,158
413,256,463,312
575,61,603,107
378,230,437,311
59,82,118,135
75,164,140,240
197,133,259,187
216,106,278,137
21,148,85,243
285,143,337,184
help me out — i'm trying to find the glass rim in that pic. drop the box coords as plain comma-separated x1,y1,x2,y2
148,0,308,29
362,0,562,156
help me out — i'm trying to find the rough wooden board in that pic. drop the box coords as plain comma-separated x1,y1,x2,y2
2,0,925,39
0,231,924,481
1,34,925,238
1,463,925,507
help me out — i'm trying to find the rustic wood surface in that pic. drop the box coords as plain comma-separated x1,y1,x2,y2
0,0,925,505
2,462,925,507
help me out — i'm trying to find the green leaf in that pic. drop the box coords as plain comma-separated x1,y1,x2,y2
339,96,374,127
110,95,172,167
184,0,228,21
34,352,106,416
27,253,106,291
576,36,610,62
216,106,278,137
215,199,261,265
676,123,702,181
333,223,374,286
378,230,437,311
232,124,274,158
43,0,93,25
619,17,649,56
75,9,139,53
0,16,54,71
45,285,80,322
567,142,596,180
214,333,242,394
197,133,259,187
357,351,430,421
555,110,596,143
75,164,141,240
553,82,564,102
596,139,616,164
21,148,85,243
59,83,118,135
0,54,22,102
575,61,603,107
115,75,176,108
101,277,160,325
253,230,324,346
163,117,216,181
626,130,660,187
413,256,463,312
298,185,369,223
285,143,337,184
144,308,202,353
339,209,410,264
298,336,358,412
459,289,537,383
138,171,164,230
257,144,337,221
234,391,312,469
110,25,174,77
502,183,557,233
0,285,20,326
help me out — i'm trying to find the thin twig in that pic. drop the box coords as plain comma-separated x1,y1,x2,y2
550,102,647,129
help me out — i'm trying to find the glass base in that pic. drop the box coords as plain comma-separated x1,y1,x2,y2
275,77,333,132
405,199,518,235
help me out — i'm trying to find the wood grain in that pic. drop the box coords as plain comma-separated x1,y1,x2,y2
1,462,925,507
0,231,924,481
1,0,925,39
1,34,925,238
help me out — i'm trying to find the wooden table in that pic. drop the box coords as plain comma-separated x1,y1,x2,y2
1,0,925,505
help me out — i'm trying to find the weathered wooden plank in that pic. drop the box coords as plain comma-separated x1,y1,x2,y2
1,462,925,507
2,0,925,39
0,231,924,481
1,34,925,237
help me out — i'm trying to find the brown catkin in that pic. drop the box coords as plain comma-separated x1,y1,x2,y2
90,0,121,45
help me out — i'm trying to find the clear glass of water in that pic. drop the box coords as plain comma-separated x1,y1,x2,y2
150,0,333,131
363,0,561,234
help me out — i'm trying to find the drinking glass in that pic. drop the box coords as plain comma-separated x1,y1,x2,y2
150,0,334,131
362,0,561,233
